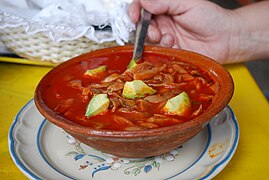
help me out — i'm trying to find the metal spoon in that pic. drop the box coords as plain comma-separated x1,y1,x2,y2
128,9,152,69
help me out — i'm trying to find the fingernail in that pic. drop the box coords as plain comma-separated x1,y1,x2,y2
128,12,135,22
147,25,161,43
129,11,139,23
148,26,157,42
160,34,174,47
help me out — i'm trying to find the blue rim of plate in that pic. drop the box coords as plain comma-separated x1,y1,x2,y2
199,105,239,179
8,100,41,180
8,99,239,179
36,119,74,179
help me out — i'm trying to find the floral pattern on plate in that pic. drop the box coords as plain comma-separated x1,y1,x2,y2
9,100,239,180
65,133,183,177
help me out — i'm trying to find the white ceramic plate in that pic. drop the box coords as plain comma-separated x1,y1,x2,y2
9,100,239,180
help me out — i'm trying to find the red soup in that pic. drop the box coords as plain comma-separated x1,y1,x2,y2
42,51,216,131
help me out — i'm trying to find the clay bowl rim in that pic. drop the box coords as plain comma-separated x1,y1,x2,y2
34,45,234,138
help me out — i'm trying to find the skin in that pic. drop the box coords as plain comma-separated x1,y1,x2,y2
128,0,269,64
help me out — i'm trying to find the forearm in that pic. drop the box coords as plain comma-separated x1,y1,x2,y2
230,1,269,63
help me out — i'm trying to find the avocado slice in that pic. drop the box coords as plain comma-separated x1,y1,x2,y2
85,65,106,77
122,80,156,99
85,94,110,117
128,59,137,69
162,92,191,117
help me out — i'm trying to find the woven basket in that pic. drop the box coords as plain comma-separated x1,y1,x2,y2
0,26,118,63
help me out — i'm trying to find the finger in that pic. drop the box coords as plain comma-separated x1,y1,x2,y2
128,0,141,23
140,0,190,15
146,22,162,43
154,15,174,34
160,33,175,48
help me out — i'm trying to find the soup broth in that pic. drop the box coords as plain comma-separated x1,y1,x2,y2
43,52,216,131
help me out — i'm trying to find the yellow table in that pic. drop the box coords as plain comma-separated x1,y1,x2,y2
0,61,268,179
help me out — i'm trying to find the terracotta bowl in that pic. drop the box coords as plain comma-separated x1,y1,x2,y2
34,45,234,158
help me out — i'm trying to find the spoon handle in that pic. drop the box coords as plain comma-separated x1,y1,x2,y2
132,9,152,61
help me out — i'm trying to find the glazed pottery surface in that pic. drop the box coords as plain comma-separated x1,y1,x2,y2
34,45,234,158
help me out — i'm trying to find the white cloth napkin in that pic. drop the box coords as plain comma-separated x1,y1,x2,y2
0,0,135,48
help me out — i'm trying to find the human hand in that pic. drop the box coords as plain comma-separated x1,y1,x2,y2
128,0,240,64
